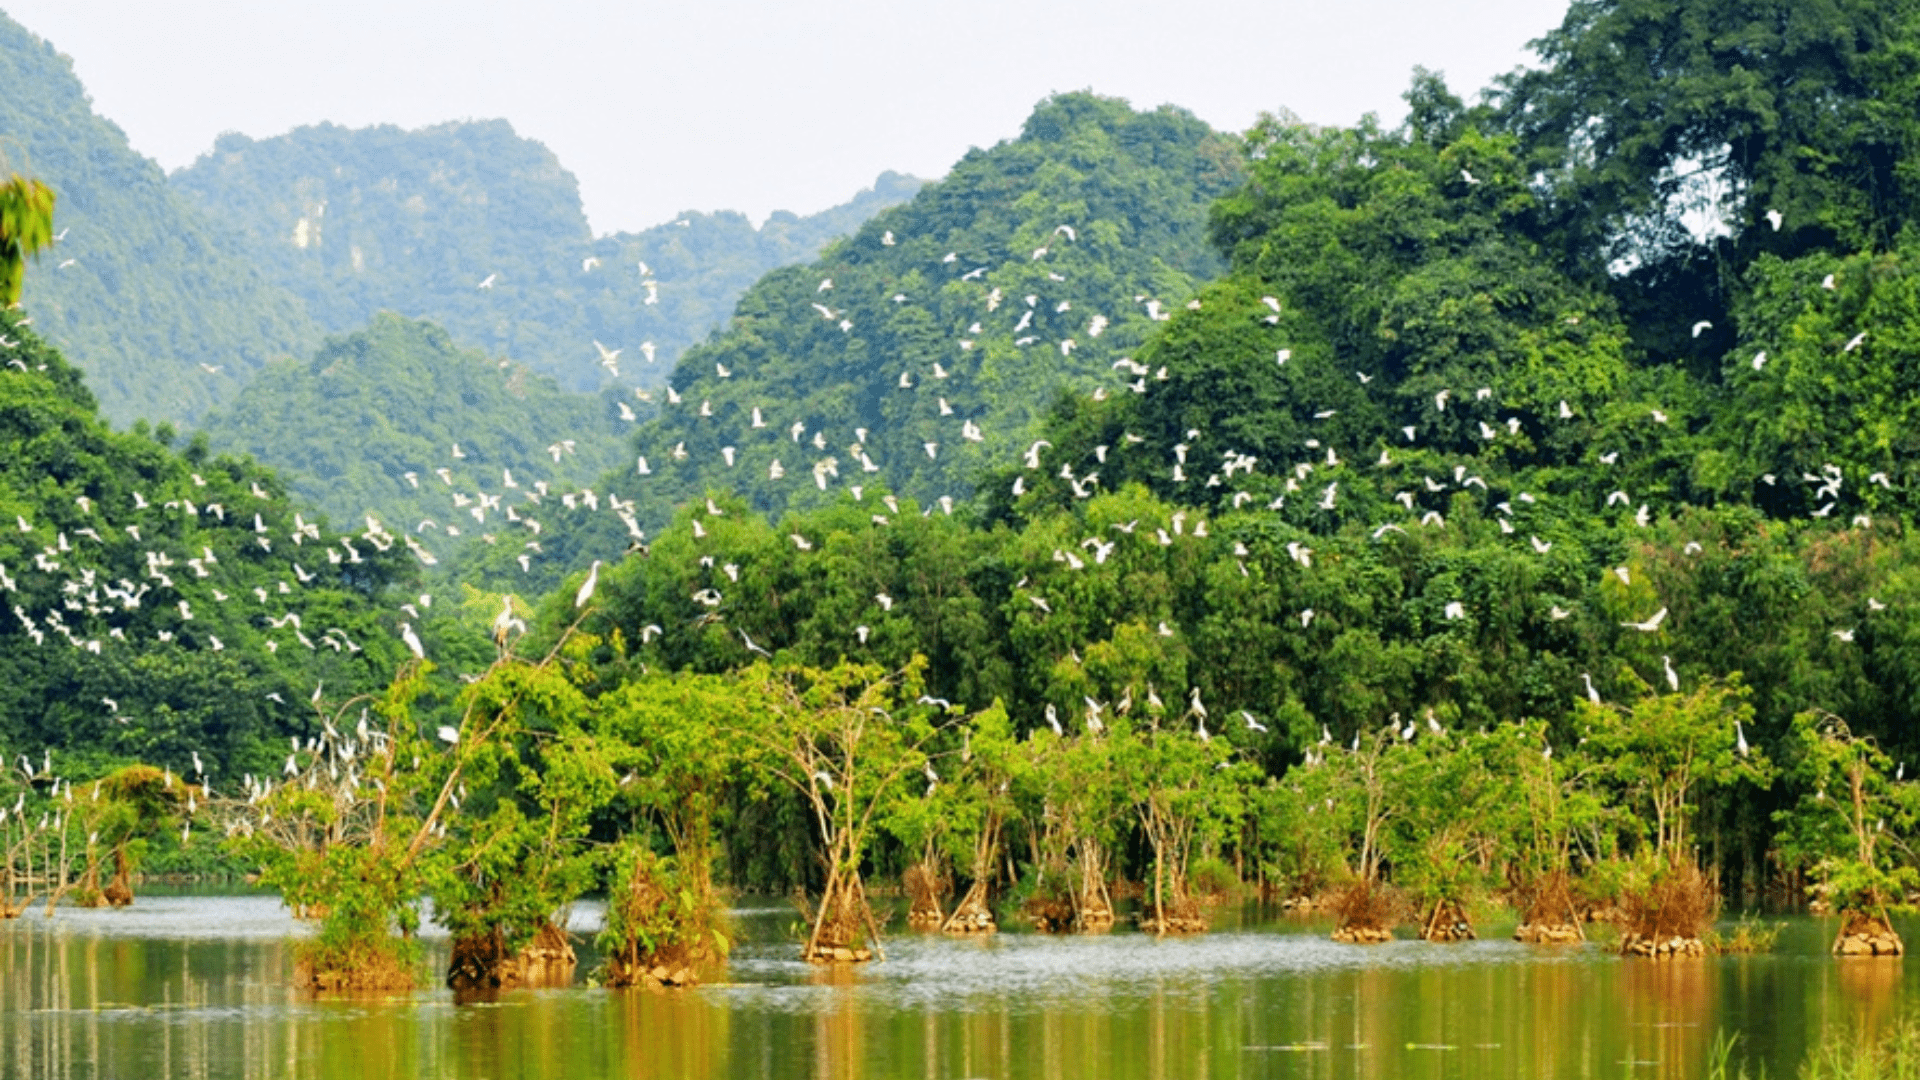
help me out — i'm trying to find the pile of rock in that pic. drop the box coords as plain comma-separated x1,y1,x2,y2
1279,895,1321,913
943,909,996,934
906,907,945,930
1423,920,1476,942
1332,924,1393,944
1074,908,1116,933
1139,913,1209,934
1835,929,1903,956
1621,934,1706,958
804,943,875,964
1514,923,1583,944
635,964,699,987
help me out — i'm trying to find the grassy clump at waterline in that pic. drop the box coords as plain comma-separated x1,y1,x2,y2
1712,1017,1920,1080
1706,915,1787,955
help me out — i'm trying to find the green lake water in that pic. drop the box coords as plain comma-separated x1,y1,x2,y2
1,893,1912,1079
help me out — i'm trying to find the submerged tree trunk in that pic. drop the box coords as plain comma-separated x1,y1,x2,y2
448,923,577,992
1419,898,1476,942
103,845,134,907
1513,869,1585,944
1330,880,1394,944
599,846,721,988
804,860,879,964
903,860,948,929
1136,804,1204,936
942,810,1001,934
1070,835,1116,932
72,851,106,908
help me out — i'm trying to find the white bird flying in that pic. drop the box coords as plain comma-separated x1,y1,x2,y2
1621,607,1669,632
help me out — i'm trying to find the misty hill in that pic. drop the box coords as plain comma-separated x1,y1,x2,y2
171,121,921,392
0,12,319,427
197,313,633,549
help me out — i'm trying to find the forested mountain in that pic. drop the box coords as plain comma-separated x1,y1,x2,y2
478,93,1241,586
0,12,319,427
197,313,633,551
480,1,1920,902
171,121,921,391
0,307,422,781
15,0,1920,947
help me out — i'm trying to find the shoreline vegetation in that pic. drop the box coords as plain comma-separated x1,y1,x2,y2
11,0,1920,1026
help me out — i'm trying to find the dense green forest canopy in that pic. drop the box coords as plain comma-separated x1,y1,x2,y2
196,313,633,548
0,308,427,783
0,12,319,427
171,120,921,393
486,92,1245,589
13,0,1920,933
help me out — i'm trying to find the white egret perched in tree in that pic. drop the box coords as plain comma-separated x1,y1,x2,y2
1663,656,1680,692
1581,672,1601,705
400,622,425,660
575,560,602,608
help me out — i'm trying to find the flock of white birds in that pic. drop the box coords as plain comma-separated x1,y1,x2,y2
0,204,1899,841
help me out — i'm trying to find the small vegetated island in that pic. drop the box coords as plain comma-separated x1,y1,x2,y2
11,0,1920,993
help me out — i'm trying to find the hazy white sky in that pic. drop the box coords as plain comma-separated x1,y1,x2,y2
6,0,1570,235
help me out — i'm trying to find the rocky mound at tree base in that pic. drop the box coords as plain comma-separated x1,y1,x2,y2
1074,909,1116,933
632,963,700,986
1621,934,1705,958
1836,933,1903,956
1514,923,1583,944
943,909,996,934
1835,912,1903,956
448,924,576,991
1332,925,1393,944
1138,913,1208,934
803,944,875,964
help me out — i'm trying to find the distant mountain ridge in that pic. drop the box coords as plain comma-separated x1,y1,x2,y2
0,8,919,430
171,120,921,392
0,11,320,427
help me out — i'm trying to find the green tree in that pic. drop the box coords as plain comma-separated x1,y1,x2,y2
0,173,54,306
1775,711,1920,951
